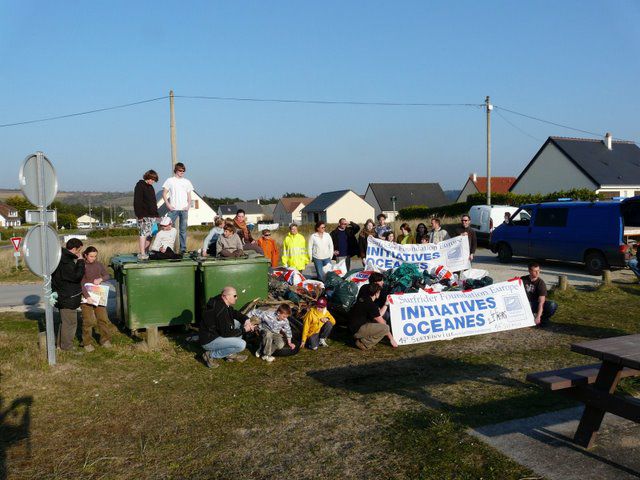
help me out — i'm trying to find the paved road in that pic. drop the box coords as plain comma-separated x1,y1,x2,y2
0,280,117,309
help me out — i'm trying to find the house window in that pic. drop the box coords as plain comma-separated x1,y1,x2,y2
635,190,640,196
600,191,620,199
534,208,568,227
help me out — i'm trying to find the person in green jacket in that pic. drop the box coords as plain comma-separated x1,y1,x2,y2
397,223,415,244
281,223,309,271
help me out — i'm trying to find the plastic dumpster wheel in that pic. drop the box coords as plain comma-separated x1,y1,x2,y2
584,251,607,276
497,243,513,263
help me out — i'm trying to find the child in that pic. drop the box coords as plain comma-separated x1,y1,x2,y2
80,246,114,351
202,217,224,257
250,304,295,362
300,297,335,350
257,229,279,267
383,231,396,243
150,216,180,259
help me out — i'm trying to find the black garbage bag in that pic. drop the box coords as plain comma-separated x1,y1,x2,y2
463,276,494,290
329,281,359,313
323,271,343,291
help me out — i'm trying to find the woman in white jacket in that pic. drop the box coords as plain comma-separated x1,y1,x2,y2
308,221,334,281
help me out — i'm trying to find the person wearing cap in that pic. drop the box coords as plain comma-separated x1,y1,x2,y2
149,217,178,258
300,297,335,350
257,229,279,267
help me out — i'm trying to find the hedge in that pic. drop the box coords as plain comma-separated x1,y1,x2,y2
88,228,139,238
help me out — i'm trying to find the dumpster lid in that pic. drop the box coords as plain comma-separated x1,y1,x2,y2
199,256,271,266
111,254,198,269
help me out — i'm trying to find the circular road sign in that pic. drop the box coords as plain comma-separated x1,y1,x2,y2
19,152,58,207
22,225,61,277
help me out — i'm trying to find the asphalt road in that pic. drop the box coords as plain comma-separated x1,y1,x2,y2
0,280,117,309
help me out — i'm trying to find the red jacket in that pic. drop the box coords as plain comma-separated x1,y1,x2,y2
257,236,279,267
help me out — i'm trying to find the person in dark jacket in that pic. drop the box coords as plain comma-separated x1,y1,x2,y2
199,286,255,368
134,169,160,260
415,223,429,244
455,214,477,262
52,238,85,351
330,218,360,271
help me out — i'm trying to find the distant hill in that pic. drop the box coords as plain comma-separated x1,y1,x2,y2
0,188,134,208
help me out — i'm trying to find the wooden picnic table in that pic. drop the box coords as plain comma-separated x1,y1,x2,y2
570,334,640,448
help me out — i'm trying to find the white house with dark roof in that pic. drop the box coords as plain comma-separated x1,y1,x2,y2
217,201,265,224
511,134,640,198
0,202,21,227
156,190,217,226
364,183,449,221
301,190,374,224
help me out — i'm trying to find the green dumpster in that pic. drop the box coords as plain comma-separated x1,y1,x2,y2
111,255,198,331
198,256,270,311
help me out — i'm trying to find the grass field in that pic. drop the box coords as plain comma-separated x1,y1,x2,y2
1,283,639,479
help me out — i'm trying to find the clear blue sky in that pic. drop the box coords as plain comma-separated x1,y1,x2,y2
1,1,639,199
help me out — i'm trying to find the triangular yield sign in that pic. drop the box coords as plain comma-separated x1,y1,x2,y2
10,237,22,251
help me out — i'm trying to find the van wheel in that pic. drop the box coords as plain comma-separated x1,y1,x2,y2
497,243,513,263
585,251,607,276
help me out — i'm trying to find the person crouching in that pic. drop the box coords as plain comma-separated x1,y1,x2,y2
300,297,335,350
251,303,295,362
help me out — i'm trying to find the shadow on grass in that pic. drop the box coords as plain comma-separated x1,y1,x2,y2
0,374,33,480
619,285,640,297
546,321,629,340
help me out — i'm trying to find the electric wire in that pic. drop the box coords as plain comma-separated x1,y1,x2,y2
494,109,544,142
493,105,603,137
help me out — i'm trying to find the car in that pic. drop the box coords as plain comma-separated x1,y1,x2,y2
489,197,640,275
468,205,519,245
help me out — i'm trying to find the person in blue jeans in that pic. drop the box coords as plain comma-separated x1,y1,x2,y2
521,262,558,327
162,162,194,254
199,286,255,368
628,246,640,282
308,221,334,281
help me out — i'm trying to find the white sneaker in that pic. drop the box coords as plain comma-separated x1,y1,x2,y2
263,355,275,363
255,349,261,358
319,339,329,347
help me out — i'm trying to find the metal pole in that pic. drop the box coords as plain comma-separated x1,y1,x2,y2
36,151,56,366
170,90,178,169
486,96,492,206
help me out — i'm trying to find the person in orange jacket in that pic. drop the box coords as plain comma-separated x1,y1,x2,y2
257,229,279,267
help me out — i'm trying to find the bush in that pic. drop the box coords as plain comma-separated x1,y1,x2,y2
88,228,138,238
57,213,77,230
0,227,29,241
399,203,469,220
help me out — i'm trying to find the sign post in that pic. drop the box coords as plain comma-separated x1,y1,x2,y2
10,237,22,268
19,152,59,366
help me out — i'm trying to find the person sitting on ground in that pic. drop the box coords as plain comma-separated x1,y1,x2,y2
455,214,477,262
520,261,558,327
375,213,391,238
281,223,309,271
216,223,245,258
202,217,225,257
257,229,279,268
199,286,255,368
300,297,335,350
308,221,334,281
52,238,85,351
397,223,415,244
415,222,429,244
358,219,376,261
330,218,360,271
356,272,386,308
80,246,114,352
383,231,396,243
250,304,295,362
627,243,640,282
429,217,450,243
349,284,398,350
133,169,160,260
233,209,264,255
149,216,180,259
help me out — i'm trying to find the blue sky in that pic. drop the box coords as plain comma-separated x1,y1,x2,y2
1,1,639,199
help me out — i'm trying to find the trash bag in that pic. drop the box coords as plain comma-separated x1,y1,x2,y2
463,276,494,290
387,263,422,293
329,281,359,313
323,271,344,290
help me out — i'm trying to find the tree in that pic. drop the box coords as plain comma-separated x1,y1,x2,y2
5,196,35,221
283,192,307,198
57,213,77,229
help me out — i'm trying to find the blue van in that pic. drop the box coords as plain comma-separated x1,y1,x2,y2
490,197,640,275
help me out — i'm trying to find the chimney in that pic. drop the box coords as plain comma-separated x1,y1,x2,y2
471,172,477,182
604,132,612,150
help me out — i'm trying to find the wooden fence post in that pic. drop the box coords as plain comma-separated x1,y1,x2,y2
558,275,568,291
602,270,612,286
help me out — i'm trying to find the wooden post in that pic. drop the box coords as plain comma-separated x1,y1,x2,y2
38,331,47,354
602,270,612,286
170,90,178,170
147,326,160,350
558,275,568,291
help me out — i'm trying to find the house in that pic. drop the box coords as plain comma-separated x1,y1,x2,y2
510,134,640,198
456,174,516,203
261,203,276,221
272,197,315,225
363,183,449,221
0,202,21,227
301,190,375,224
156,190,217,226
77,214,98,229
217,201,265,224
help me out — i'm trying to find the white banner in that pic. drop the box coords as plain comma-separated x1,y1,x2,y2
389,279,535,345
365,236,470,272
257,223,279,231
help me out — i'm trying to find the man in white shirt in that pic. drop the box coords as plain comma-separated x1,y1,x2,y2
162,162,194,253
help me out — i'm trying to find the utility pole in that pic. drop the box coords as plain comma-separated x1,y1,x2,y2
170,90,178,170
485,96,492,206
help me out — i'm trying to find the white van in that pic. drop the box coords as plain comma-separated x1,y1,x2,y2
468,205,519,244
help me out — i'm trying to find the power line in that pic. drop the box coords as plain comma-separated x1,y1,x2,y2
493,105,603,137
0,96,169,128
494,109,543,142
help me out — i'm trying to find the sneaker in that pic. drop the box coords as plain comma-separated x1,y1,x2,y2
311,346,318,351
262,355,275,363
254,349,261,358
83,344,95,353
101,340,112,348
225,353,248,363
319,339,329,347
137,253,149,261
201,352,219,369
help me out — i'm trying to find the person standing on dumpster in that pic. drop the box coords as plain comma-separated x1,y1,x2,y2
199,286,255,368
162,162,193,254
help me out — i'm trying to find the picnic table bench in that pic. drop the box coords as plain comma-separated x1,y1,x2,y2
526,334,640,449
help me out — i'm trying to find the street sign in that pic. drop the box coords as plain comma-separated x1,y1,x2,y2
25,209,57,224
19,152,58,207
10,237,22,251
22,225,61,276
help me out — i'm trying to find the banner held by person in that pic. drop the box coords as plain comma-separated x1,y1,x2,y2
365,236,470,272
388,278,535,345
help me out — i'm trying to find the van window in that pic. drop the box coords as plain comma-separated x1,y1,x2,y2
511,208,533,226
534,208,568,227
